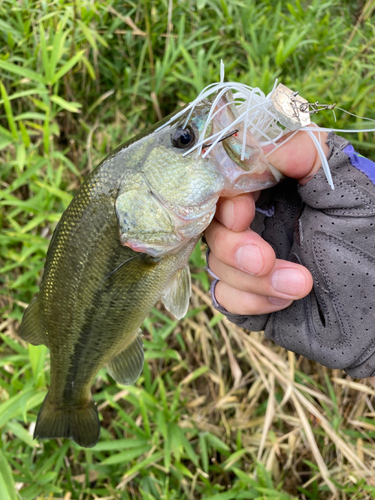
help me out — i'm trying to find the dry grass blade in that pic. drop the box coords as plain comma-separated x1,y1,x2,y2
290,391,337,495
217,321,242,387
242,333,270,391
257,372,275,463
106,6,146,36
292,389,371,475
97,389,130,411
333,377,375,397
335,0,375,67
349,420,375,432
243,333,338,493
225,321,373,486
269,349,370,475
0,318,14,333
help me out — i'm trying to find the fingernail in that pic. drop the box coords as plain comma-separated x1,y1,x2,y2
268,297,293,307
236,244,264,275
271,269,306,296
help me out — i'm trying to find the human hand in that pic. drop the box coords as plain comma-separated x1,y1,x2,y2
205,130,327,316
205,131,375,385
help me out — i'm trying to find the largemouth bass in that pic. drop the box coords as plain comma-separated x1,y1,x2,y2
19,91,281,447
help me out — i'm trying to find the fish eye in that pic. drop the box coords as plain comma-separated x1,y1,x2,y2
171,126,195,149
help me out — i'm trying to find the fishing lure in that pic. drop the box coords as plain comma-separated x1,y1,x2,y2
159,61,375,190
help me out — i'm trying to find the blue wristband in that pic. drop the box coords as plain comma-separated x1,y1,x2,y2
343,144,375,185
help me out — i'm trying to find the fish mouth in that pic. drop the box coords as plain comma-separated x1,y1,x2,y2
195,93,282,194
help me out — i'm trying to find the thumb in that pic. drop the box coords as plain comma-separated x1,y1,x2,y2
264,130,329,184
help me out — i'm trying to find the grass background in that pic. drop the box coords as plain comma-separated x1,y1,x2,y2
1,0,375,498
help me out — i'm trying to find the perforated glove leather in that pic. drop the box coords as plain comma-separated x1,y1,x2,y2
212,133,375,378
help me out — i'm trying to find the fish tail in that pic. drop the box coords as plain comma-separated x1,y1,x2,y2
34,393,100,448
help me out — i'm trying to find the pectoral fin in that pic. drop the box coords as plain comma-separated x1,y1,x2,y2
18,295,48,347
162,266,191,320
107,333,144,385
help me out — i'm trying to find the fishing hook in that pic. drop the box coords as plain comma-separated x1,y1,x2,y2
202,128,239,148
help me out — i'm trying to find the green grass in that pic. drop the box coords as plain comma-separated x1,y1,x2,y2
1,0,375,498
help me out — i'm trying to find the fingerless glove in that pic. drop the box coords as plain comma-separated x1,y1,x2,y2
212,133,375,378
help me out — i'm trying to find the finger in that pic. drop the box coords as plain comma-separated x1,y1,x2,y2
215,192,258,232
209,252,313,300
368,376,375,388
214,280,293,315
205,219,276,277
265,129,329,183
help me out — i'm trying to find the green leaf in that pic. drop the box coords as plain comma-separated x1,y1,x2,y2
43,113,50,155
51,50,85,84
94,438,148,452
173,461,194,478
0,82,17,138
17,213,60,235
0,88,48,105
206,433,230,453
0,59,45,84
0,136,13,150
99,445,151,465
29,344,47,388
0,389,46,428
201,492,237,500
39,23,50,82
32,181,73,205
81,55,96,80
14,112,47,121
16,143,25,171
50,95,82,113
197,0,207,10
6,420,37,448
0,450,17,500
8,158,47,191
38,471,58,485
180,429,199,466
199,432,209,472
49,29,66,80
77,20,98,51
122,450,164,478
18,121,30,148
139,396,151,438
0,124,15,141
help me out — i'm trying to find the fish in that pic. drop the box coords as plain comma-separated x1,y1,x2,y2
18,89,282,448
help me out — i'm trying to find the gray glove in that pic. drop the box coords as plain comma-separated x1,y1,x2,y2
212,133,375,378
